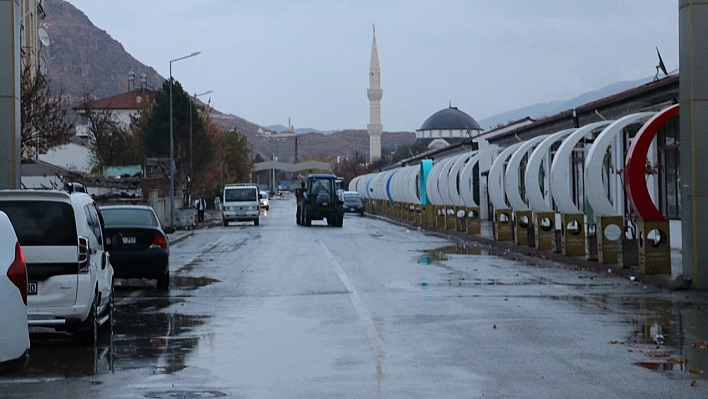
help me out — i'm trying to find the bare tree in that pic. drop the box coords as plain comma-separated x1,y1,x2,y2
77,96,144,171
20,63,73,160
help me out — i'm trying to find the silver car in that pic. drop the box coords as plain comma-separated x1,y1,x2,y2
0,210,30,375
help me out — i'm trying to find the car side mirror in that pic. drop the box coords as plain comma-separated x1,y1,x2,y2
164,226,176,234
105,233,123,250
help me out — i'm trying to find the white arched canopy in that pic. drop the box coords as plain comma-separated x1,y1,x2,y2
550,121,613,214
459,149,497,208
505,135,549,211
437,155,461,206
585,112,655,217
488,142,524,209
524,128,576,212
447,152,476,207
426,157,456,205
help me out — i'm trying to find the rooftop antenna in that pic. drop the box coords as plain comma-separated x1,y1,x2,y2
654,47,668,81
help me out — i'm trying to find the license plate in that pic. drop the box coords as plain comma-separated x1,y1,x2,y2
124,236,136,244
350,208,355,211
323,202,328,206
28,282,37,295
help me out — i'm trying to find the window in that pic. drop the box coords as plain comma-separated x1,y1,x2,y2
101,208,158,227
84,204,104,245
0,201,77,246
225,188,257,202
658,116,680,218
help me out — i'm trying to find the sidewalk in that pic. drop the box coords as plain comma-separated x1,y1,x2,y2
372,214,688,291
167,210,221,244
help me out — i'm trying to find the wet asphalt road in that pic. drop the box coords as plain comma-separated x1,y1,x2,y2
1,195,708,398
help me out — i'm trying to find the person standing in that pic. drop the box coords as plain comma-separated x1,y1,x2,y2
195,196,206,224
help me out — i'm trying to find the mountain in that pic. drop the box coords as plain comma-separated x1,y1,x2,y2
42,0,164,101
477,76,655,130
41,0,414,163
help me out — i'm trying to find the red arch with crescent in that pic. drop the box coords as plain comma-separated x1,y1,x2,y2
624,104,679,221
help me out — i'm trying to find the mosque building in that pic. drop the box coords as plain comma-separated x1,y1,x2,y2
415,105,483,150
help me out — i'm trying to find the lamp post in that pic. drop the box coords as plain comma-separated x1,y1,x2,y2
189,90,213,201
169,51,200,227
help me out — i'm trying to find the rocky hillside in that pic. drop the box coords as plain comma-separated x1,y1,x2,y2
42,0,163,101
42,0,415,162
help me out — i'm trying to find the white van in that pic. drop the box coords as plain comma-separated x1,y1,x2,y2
222,184,260,226
0,183,119,345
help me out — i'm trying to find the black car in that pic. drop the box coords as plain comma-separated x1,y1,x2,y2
342,191,364,216
100,205,174,290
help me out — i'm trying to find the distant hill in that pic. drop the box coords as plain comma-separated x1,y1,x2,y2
477,76,655,130
265,124,333,135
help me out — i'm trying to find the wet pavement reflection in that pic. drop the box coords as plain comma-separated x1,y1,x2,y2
14,282,210,380
416,243,708,379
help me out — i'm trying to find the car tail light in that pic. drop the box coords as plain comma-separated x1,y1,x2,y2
78,236,90,274
150,232,168,249
8,242,28,305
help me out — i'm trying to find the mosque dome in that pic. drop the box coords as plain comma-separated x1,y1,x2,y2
419,106,481,131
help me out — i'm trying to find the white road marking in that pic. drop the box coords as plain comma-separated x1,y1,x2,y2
318,240,386,362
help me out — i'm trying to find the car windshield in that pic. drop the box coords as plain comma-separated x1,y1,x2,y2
101,208,158,227
0,200,77,246
343,195,362,204
225,188,257,202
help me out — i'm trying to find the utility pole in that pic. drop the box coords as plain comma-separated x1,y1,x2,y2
0,0,21,189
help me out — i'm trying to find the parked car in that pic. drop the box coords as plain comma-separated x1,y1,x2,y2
0,211,30,375
99,205,174,290
342,191,365,216
259,190,270,210
0,183,119,345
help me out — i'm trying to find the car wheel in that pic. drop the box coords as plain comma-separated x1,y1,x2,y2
77,294,99,346
157,271,170,290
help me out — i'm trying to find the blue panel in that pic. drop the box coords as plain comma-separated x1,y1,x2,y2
365,175,375,199
419,160,433,205
385,170,398,201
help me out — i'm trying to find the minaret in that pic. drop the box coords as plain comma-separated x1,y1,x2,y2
367,25,383,163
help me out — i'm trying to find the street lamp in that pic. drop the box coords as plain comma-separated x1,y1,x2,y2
189,90,212,202
169,51,200,227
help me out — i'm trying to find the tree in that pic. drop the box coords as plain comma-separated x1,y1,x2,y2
333,152,367,183
77,96,144,171
177,101,252,200
134,79,212,190
222,129,252,185
20,63,73,160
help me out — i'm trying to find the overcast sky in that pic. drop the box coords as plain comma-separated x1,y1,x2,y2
66,0,679,132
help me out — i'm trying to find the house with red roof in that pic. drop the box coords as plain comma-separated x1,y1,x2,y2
74,88,155,138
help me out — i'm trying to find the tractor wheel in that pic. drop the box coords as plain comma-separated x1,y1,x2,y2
304,205,312,226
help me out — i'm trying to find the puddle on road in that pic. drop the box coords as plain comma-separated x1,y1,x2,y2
172,275,220,290
17,293,208,378
418,244,489,265
621,297,708,378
